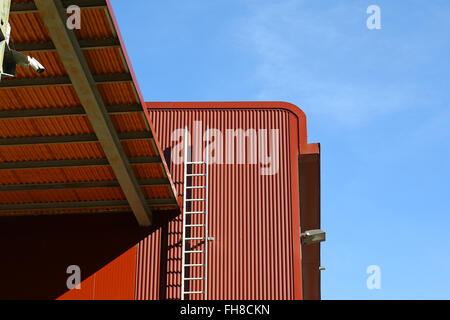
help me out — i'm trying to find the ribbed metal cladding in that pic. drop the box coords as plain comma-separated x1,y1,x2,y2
135,228,161,300
136,104,303,300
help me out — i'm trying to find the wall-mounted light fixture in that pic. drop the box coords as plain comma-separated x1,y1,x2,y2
301,229,326,246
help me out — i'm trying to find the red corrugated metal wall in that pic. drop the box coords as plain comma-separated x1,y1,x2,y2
137,102,306,300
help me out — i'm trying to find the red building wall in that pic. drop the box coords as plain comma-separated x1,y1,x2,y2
136,101,313,300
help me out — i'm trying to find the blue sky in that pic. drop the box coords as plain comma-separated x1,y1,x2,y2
110,0,450,299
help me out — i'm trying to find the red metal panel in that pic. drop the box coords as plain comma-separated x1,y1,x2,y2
91,246,137,300
135,101,307,300
136,228,161,300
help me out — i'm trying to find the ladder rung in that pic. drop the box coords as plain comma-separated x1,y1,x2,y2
184,291,204,294
184,277,205,281
186,174,207,177
186,186,206,189
185,198,206,202
185,250,205,253
184,264,204,267
184,237,204,240
185,224,205,227
185,211,206,214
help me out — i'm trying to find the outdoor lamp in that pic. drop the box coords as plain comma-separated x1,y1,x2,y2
301,229,326,246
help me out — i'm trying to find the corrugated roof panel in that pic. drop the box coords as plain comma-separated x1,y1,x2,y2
74,8,115,40
133,164,165,180
0,187,125,204
0,166,116,185
0,143,106,162
0,207,130,216
122,140,156,158
83,48,128,75
141,186,172,200
110,113,148,133
0,164,168,187
0,114,148,138
9,11,51,43
0,86,81,110
0,116,94,138
98,83,138,106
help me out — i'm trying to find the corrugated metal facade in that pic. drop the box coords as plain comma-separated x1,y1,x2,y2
135,101,311,300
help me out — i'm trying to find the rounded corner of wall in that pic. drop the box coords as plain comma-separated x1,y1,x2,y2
277,101,307,122
275,101,309,146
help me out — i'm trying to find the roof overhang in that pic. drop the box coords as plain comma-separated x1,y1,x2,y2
0,0,180,226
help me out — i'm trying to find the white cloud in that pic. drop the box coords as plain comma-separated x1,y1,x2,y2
234,0,429,126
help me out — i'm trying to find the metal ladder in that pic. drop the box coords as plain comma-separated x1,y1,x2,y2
181,126,210,300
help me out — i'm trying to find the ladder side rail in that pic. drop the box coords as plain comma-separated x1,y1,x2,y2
204,125,210,300
180,126,189,300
